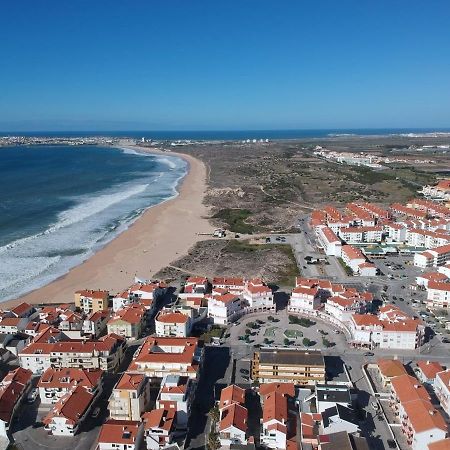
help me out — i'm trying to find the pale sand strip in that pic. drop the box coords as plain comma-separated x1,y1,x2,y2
1,145,213,309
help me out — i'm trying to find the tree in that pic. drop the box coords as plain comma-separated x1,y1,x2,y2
283,338,290,346
207,431,221,450
303,337,312,347
322,338,333,348
208,405,220,424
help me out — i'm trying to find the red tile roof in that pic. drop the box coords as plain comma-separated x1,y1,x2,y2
417,360,445,381
219,403,248,432
142,408,176,431
219,384,246,409
156,311,188,324
38,368,103,389
98,420,141,445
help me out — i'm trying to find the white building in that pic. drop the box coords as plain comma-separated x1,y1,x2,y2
128,337,203,380
207,292,243,325
157,374,196,428
142,408,176,450
260,391,289,449
341,245,366,273
288,286,321,312
98,420,144,450
212,277,245,295
414,244,450,268
435,370,450,417
155,311,191,337
338,226,383,244
38,367,103,404
316,226,342,256
242,279,274,312
349,306,425,350
426,281,450,309
43,385,95,435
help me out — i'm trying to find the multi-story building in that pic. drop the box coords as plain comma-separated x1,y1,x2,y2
38,367,103,404
43,385,95,435
288,286,321,312
338,226,383,244
155,311,191,337
212,277,245,295
82,310,110,338
242,279,274,313
97,420,144,450
340,245,366,273
157,374,196,428
142,408,176,450
324,294,370,323
349,306,425,350
251,348,325,385
128,337,203,380
416,360,445,386
74,289,109,314
426,281,450,309
107,304,147,340
414,244,450,268
108,372,150,421
385,223,407,243
207,292,243,325
19,330,126,374
376,359,407,387
435,370,450,417
112,282,165,313
406,229,450,249
0,368,33,438
316,226,342,256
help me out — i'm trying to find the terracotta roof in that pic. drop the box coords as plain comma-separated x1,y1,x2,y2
246,284,271,294
109,304,146,325
98,420,141,445
43,385,94,426
75,289,108,298
428,439,450,450
10,302,33,316
418,272,449,282
128,336,199,368
341,245,365,260
428,281,450,291
0,317,23,326
213,293,240,304
390,374,430,403
156,311,188,324
38,368,103,389
0,368,33,423
115,372,146,390
142,408,176,431
321,227,340,243
403,399,447,433
219,384,246,409
377,359,407,379
212,277,245,287
417,360,445,380
260,382,295,397
262,392,288,425
219,403,248,432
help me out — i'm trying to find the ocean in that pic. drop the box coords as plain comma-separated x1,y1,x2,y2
0,145,187,302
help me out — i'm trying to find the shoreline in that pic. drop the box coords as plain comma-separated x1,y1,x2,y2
1,144,212,309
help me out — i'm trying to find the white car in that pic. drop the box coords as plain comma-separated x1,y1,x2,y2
371,401,379,410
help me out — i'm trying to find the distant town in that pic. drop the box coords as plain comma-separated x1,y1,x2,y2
0,178,450,450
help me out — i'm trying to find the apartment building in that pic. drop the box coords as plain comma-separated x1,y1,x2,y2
289,286,321,312
243,279,274,312
43,385,95,435
316,226,342,256
128,337,203,380
349,306,425,350
107,303,147,340
218,385,248,447
0,368,33,438
142,408,176,450
207,292,243,325
385,223,407,243
251,348,325,385
74,289,109,314
157,374,196,428
435,370,450,417
212,277,245,295
415,244,450,268
421,180,450,201
109,372,150,421
338,226,383,244
19,331,126,374
406,229,450,249
376,359,407,387
82,310,110,338
97,420,144,450
416,361,445,386
155,311,191,337
324,295,370,323
426,281,450,309
38,367,103,404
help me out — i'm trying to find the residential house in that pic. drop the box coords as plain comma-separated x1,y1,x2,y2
75,289,109,314
142,408,176,450
97,420,144,450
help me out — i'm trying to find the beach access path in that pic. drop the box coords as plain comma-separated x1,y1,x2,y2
2,144,213,308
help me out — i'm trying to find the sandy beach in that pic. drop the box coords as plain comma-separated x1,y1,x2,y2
1,144,212,309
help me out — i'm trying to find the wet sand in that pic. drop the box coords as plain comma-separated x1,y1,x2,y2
1,144,212,309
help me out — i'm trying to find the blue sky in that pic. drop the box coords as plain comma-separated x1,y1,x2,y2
1,0,450,131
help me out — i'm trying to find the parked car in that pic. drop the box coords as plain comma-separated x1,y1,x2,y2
364,351,374,357
92,407,101,418
371,401,379,410
387,439,397,448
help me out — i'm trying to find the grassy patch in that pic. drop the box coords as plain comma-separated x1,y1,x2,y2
284,329,303,339
213,208,255,234
199,326,224,343
337,257,353,276
274,244,300,287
